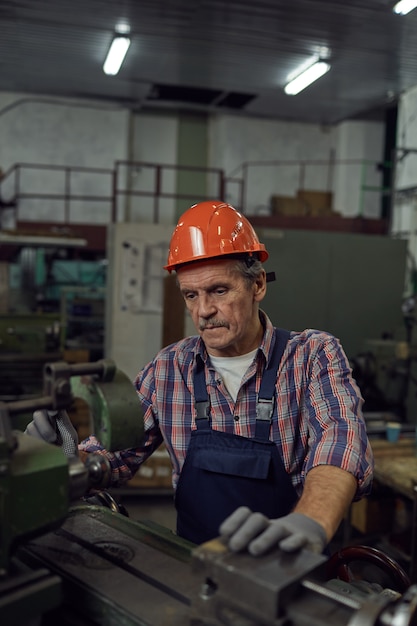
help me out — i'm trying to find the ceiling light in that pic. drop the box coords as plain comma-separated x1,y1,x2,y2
393,0,417,14
103,35,131,76
284,59,331,96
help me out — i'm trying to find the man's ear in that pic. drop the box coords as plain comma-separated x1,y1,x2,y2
254,270,267,302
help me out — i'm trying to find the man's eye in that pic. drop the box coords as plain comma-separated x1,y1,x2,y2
184,292,196,300
215,288,227,295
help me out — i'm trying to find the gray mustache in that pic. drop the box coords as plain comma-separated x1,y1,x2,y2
199,320,229,331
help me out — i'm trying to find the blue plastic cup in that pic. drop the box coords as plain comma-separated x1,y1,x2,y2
386,422,401,443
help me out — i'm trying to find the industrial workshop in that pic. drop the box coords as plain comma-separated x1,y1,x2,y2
3,1,417,625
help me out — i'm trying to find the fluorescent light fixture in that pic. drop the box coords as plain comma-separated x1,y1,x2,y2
103,35,131,75
284,59,330,96
393,0,417,14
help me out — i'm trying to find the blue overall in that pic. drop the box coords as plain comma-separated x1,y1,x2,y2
175,329,298,545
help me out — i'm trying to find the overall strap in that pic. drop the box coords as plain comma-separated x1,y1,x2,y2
194,354,211,430
255,328,291,440
193,328,290,435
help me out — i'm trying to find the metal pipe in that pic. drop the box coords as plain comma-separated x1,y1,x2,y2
154,165,161,223
43,358,116,381
65,167,70,223
5,395,54,416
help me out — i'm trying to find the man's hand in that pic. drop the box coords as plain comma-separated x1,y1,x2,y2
25,409,79,457
219,506,327,556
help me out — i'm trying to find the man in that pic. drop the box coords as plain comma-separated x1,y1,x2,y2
26,200,373,556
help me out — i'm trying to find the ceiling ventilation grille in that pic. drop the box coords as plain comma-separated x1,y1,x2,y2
148,84,256,110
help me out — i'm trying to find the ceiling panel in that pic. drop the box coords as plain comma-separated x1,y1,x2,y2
0,0,416,124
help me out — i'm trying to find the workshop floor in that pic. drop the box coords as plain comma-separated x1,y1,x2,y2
116,492,177,532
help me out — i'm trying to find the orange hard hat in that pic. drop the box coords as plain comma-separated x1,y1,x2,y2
164,200,268,272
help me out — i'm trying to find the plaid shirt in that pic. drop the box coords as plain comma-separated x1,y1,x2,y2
79,311,374,496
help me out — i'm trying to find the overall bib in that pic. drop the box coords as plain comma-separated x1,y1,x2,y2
175,329,298,545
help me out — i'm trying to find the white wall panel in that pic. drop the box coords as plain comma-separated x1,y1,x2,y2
105,222,176,380
0,92,128,223
396,84,417,190
0,93,128,169
333,121,384,219
127,113,179,224
208,114,384,218
208,114,337,214
392,85,417,284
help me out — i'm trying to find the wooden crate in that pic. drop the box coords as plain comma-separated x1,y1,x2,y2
270,194,306,217
297,189,333,216
350,493,396,535
127,445,173,490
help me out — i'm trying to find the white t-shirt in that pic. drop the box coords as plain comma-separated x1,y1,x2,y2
209,348,258,401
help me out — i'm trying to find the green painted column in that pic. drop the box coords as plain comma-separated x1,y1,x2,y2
175,112,208,220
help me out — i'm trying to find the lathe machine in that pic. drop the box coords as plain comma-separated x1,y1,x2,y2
1,358,417,626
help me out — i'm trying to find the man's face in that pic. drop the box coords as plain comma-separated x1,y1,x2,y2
176,259,266,357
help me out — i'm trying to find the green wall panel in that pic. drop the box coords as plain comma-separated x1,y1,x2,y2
259,228,407,359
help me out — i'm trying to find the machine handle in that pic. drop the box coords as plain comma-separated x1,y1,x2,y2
327,545,411,593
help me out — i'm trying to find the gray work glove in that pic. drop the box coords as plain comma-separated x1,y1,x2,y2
219,506,327,556
25,409,79,458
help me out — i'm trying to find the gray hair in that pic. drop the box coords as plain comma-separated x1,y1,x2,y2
175,255,265,289
229,257,265,288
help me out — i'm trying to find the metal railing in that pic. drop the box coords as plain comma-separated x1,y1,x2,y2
0,157,396,226
229,157,393,218
0,163,114,223
0,161,226,225
113,160,225,222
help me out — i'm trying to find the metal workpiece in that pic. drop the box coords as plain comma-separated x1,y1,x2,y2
190,538,328,625
84,451,112,489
